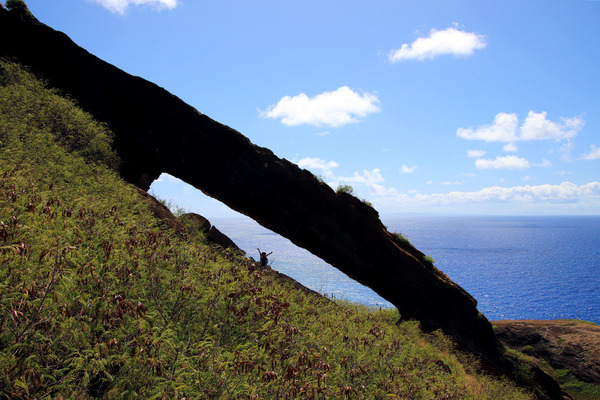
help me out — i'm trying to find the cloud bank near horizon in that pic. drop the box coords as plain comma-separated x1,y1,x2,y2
369,181,600,217
294,159,600,213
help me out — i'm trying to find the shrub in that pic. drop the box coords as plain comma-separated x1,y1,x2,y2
336,183,355,195
335,184,373,208
423,254,436,268
392,232,414,249
5,0,32,15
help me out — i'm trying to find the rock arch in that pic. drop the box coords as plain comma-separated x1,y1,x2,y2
0,7,505,370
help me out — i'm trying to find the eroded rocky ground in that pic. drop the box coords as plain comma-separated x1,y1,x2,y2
494,320,600,385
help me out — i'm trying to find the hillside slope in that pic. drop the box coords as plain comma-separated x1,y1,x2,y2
0,59,538,399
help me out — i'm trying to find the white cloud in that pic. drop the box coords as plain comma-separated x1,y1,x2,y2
558,140,576,161
440,181,463,185
467,149,486,158
388,26,487,62
536,159,552,168
503,143,518,152
373,182,600,214
297,157,339,178
457,113,519,142
520,111,583,141
457,111,584,143
400,164,418,174
92,0,178,14
582,144,600,160
475,155,530,169
261,86,380,128
441,182,600,204
341,169,384,186
318,168,395,197
339,169,397,196
296,158,398,197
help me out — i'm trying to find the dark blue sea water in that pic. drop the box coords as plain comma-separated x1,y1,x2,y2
213,216,600,324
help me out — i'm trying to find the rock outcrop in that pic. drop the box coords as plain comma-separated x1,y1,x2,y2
0,7,507,373
179,213,242,251
135,190,242,251
495,320,600,385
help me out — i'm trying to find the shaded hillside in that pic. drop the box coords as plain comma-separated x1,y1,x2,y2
0,59,535,399
0,3,507,372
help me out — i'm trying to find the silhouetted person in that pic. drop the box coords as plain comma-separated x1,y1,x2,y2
257,248,272,269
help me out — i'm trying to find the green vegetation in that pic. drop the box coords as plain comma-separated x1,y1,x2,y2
0,59,534,398
554,369,600,400
392,232,412,247
518,345,535,356
361,198,373,207
503,346,600,400
0,61,119,169
560,319,598,327
4,0,33,16
503,348,544,397
149,190,187,217
336,184,355,196
335,184,374,208
422,255,436,269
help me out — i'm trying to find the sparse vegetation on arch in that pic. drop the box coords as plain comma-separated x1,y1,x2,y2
392,231,412,247
336,183,355,196
423,254,437,268
4,0,32,16
336,183,375,208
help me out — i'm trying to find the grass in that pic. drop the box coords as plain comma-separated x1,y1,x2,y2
422,255,436,269
392,232,412,247
553,370,600,400
504,345,600,400
335,184,374,209
559,319,598,327
0,58,535,399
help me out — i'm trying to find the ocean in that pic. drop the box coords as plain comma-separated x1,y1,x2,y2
213,216,600,324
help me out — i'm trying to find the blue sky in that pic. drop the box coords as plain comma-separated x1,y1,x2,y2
15,0,600,217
